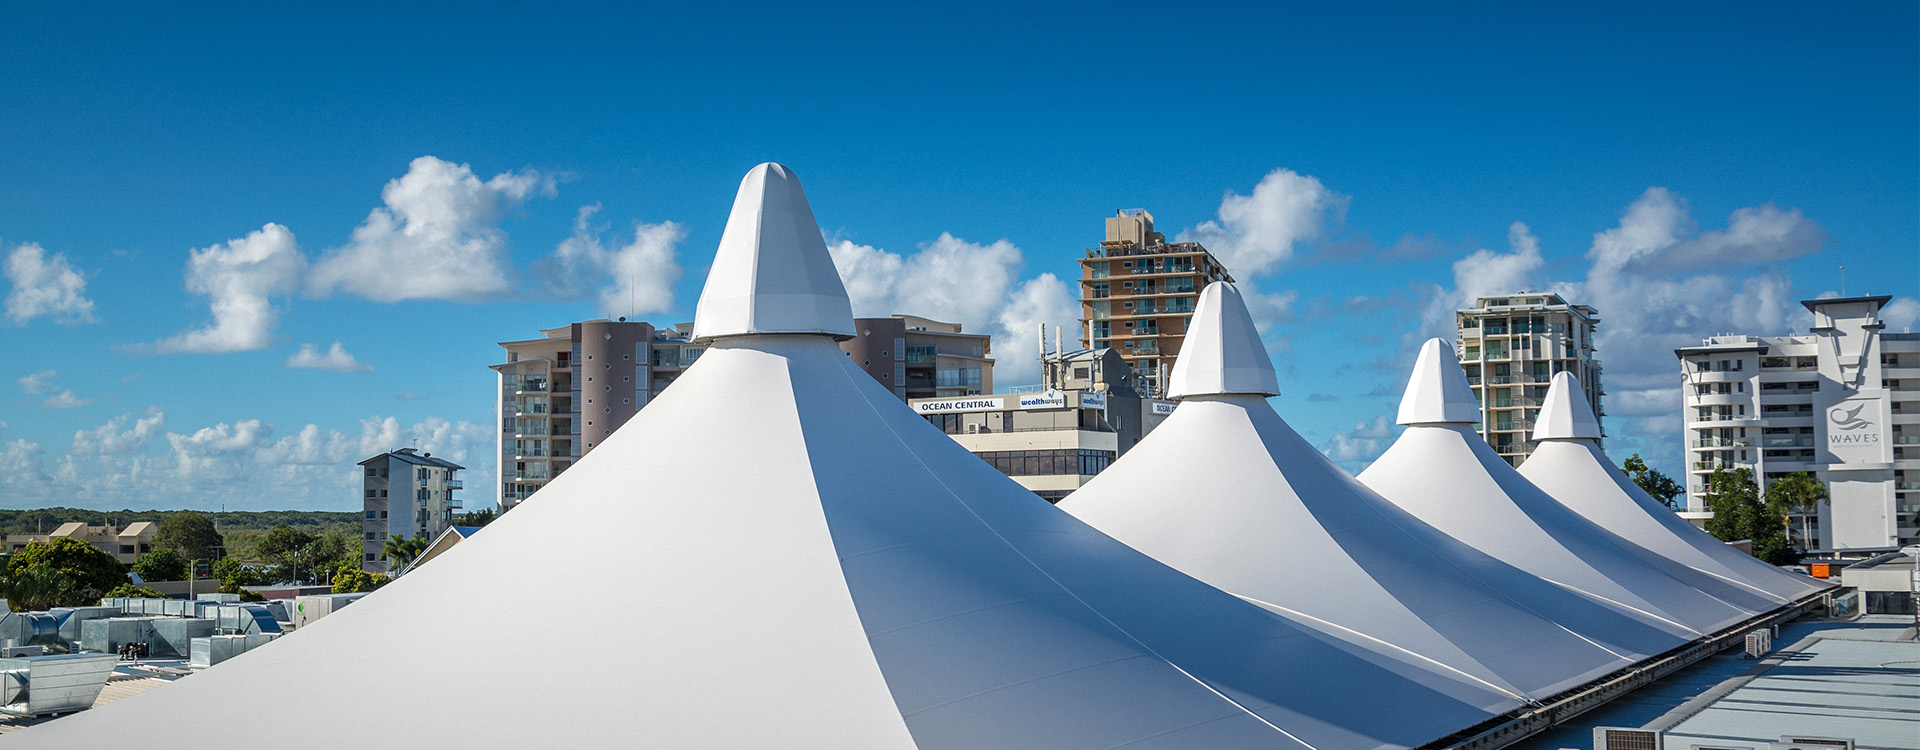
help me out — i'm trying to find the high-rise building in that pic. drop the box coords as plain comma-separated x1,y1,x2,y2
841,315,992,400
491,319,704,512
1078,209,1234,397
1675,295,1920,553
1455,293,1604,466
360,447,464,572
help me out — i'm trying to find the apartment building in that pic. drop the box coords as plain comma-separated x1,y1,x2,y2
910,347,1172,501
491,319,704,512
1676,295,1920,553
4,522,157,564
1455,293,1604,466
842,315,992,400
1078,209,1235,397
360,447,465,573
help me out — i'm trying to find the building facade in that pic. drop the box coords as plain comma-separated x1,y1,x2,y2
842,315,992,400
910,347,1172,502
1455,293,1604,466
360,448,465,572
1676,295,1920,553
491,319,703,512
1078,209,1234,397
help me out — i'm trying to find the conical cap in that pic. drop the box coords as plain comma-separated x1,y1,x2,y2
693,163,854,341
1532,372,1603,441
1397,338,1480,425
1167,282,1280,398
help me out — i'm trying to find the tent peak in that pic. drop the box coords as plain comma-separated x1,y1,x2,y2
693,163,855,342
1533,371,1603,441
1166,282,1279,399
1397,338,1479,425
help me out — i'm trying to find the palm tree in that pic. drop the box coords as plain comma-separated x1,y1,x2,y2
382,534,429,568
1765,472,1827,551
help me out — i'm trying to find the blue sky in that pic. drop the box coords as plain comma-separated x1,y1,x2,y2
3,2,1915,511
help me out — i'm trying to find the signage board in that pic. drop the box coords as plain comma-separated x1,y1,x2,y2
1017,390,1067,410
1149,401,1177,416
1078,391,1107,410
1814,389,1892,467
912,396,1005,415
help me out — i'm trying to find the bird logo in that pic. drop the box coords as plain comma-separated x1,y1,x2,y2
1829,404,1872,430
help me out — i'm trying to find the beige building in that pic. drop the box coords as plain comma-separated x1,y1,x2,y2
1078,209,1235,397
360,448,465,573
910,347,1172,502
1676,295,1920,552
5,522,157,564
842,315,992,400
1455,293,1604,466
491,319,704,512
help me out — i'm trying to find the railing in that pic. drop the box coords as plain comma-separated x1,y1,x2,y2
515,379,548,392
1895,482,1920,491
1761,437,1812,447
1465,376,1482,386
444,478,463,489
513,470,549,480
1485,374,1541,384
1133,345,1162,356
1895,435,1920,445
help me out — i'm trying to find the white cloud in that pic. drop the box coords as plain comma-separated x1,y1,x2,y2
536,204,685,317
830,233,1078,385
1321,415,1397,473
1417,221,1547,339
71,408,166,455
1179,168,1348,277
17,370,57,395
18,369,90,409
145,223,306,354
39,390,91,409
0,439,50,485
1882,297,1920,333
5,242,97,324
308,156,553,302
285,342,374,372
1587,188,1822,276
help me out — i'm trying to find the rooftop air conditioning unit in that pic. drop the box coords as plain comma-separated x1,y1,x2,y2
1772,738,1854,750
1595,727,1664,750
1744,629,1773,659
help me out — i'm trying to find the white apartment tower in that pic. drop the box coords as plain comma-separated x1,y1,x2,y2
1455,293,1604,466
1676,295,1920,553
360,448,464,573
491,319,704,512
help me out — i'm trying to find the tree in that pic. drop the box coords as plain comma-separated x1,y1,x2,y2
212,556,270,588
382,534,429,568
1764,472,1828,552
300,529,360,581
1702,468,1796,566
105,582,166,598
452,508,496,527
331,564,391,594
154,511,225,561
1621,453,1684,509
130,548,186,582
257,524,315,580
1,538,129,610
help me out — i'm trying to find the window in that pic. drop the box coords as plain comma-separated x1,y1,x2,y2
365,511,376,518
380,511,389,518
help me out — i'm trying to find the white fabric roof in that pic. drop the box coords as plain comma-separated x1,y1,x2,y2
12,166,1506,750
1519,374,1830,604
1359,340,1763,639
1397,340,1479,425
1165,283,1279,398
1063,284,1675,703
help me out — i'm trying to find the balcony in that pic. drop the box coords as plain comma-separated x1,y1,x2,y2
1760,437,1812,448
1693,438,1757,448
513,378,549,393
445,478,464,489
512,470,549,481
447,499,463,509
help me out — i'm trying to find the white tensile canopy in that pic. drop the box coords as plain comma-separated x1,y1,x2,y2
1518,372,1831,604
1359,340,1762,639
1060,283,1678,704
12,165,1510,750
